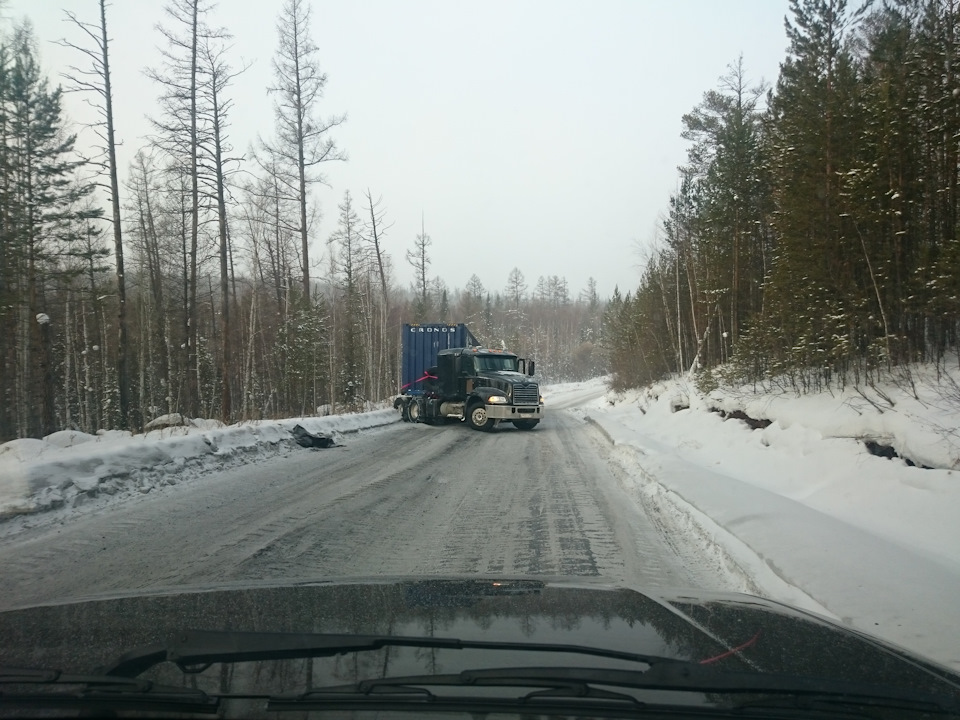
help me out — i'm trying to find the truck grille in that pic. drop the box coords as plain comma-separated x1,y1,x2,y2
513,384,540,405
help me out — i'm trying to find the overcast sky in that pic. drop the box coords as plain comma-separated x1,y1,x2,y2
4,1,792,300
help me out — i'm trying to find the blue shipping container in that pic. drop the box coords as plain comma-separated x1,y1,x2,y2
401,323,478,395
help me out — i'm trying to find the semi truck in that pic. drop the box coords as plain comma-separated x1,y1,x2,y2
395,323,544,431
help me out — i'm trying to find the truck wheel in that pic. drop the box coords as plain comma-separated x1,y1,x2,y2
513,420,539,430
408,398,422,423
466,403,495,431
401,399,412,422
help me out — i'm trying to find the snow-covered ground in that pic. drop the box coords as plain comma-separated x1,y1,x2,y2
555,369,960,671
2,371,959,670
0,410,399,522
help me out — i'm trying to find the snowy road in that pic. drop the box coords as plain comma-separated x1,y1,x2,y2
0,405,721,610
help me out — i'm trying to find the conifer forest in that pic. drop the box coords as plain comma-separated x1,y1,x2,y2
607,0,960,395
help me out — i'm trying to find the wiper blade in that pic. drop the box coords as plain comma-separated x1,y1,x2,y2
271,687,647,717
0,665,219,714
1,665,186,692
0,691,219,715
466,665,958,701
96,632,960,715
271,666,960,715
103,629,680,677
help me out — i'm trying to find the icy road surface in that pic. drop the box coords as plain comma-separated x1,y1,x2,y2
0,404,732,610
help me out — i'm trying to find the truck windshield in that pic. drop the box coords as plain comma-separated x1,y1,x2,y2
475,355,519,373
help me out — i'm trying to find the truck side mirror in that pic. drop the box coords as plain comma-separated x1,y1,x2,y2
528,360,535,376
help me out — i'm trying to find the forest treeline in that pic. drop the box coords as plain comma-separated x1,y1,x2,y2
606,0,960,394
0,0,605,442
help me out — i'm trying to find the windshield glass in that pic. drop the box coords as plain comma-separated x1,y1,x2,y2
1,1,959,718
474,355,519,373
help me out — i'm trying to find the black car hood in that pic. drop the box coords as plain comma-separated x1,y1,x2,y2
1,577,958,714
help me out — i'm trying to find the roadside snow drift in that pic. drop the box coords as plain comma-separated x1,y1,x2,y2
579,369,960,670
0,411,398,518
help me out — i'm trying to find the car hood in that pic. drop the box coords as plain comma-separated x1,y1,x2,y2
1,577,958,713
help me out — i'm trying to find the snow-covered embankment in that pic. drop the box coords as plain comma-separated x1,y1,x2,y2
580,370,960,670
0,411,399,520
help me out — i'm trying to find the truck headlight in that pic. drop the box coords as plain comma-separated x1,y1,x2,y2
487,396,507,404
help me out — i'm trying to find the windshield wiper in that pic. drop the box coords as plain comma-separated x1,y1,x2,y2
101,629,681,677
268,666,960,715
83,631,960,716
0,665,219,714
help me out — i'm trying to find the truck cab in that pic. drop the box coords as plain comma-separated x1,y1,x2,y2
433,347,543,430
396,324,543,431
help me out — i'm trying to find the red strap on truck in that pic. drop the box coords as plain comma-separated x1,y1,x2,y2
401,371,437,391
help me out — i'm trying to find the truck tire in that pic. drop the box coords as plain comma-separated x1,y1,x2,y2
401,399,412,422
466,403,495,431
513,420,539,430
408,398,422,423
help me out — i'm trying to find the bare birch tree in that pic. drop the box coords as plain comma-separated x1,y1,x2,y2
265,0,345,303
146,0,209,416
59,0,132,427
406,218,432,321
363,189,394,395
197,31,246,421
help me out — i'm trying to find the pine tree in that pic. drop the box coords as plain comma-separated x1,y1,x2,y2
841,2,922,366
760,0,866,386
328,190,366,409
682,56,770,351
0,24,99,438
909,0,960,362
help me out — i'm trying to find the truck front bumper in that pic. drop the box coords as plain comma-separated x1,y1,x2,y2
484,404,543,420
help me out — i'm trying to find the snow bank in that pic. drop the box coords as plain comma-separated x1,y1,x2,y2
585,370,960,669
0,410,399,519
707,366,960,471
604,375,960,567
